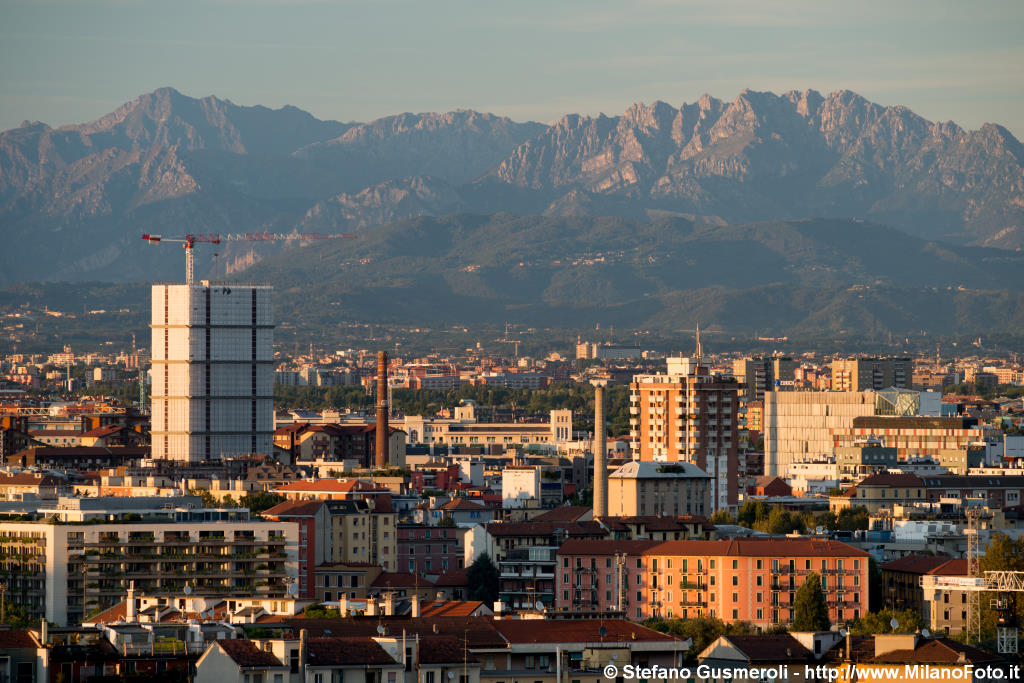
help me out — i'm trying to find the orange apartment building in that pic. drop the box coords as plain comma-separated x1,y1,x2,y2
630,355,741,511
557,538,870,628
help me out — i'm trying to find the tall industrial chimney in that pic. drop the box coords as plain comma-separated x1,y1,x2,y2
375,351,389,468
591,379,608,518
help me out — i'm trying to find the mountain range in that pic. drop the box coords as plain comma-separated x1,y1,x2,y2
1,87,1023,334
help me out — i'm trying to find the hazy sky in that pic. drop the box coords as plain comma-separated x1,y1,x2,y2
2,0,1022,136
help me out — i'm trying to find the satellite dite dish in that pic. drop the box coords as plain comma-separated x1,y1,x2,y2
890,618,900,630
377,625,386,635
183,584,192,595
839,628,848,637
448,673,455,680
535,601,544,612
922,629,931,638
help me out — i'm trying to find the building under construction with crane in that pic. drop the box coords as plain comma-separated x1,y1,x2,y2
144,231,354,463
150,281,274,462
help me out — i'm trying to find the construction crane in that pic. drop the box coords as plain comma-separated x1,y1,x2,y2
141,232,356,284
921,571,1024,654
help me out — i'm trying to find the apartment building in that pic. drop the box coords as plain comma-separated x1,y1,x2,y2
0,500,298,626
556,538,870,627
732,357,797,402
833,416,1000,473
630,355,740,512
764,391,877,476
831,358,911,392
606,460,710,517
263,498,397,599
398,524,465,576
150,283,274,463
397,408,573,448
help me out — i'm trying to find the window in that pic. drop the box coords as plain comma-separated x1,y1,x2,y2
313,675,324,683
563,557,569,568
732,593,738,602
426,673,436,683
732,576,738,586
525,656,535,668
710,560,716,569
756,592,762,603
756,576,763,587
606,558,612,568
756,560,762,570
732,560,738,569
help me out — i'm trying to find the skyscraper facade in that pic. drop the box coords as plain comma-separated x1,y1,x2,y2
150,282,273,462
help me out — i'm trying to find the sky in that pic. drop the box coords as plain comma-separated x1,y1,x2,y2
1,0,1022,136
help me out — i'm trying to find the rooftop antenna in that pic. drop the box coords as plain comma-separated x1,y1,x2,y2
695,323,703,360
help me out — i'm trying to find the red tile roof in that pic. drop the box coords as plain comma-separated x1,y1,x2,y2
439,498,487,511
532,506,592,522
558,539,661,556
217,639,284,667
433,569,469,587
419,601,487,617
643,538,870,558
274,479,388,494
417,635,480,664
306,637,397,666
871,638,1003,664
371,572,435,588
263,500,325,517
880,555,968,576
722,634,812,662
0,630,37,648
490,619,681,644
857,472,926,488
485,521,606,538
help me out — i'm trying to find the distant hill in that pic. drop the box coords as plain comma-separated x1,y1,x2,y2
1,87,1023,287
237,213,1024,335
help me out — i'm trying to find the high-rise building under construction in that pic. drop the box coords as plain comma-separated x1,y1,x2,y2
150,282,273,462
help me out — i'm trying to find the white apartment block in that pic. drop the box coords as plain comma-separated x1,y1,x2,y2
0,508,298,626
501,466,541,508
151,282,274,462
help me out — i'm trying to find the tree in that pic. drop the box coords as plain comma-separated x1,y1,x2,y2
868,557,883,612
240,491,285,514
644,617,757,663
791,572,830,632
302,603,341,619
849,608,924,635
466,554,500,605
0,599,31,628
979,534,1024,638
189,488,217,508
836,507,870,531
710,509,735,525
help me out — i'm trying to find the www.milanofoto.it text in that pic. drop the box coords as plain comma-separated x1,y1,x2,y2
603,663,1022,680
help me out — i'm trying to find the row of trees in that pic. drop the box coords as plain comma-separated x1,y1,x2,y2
710,501,870,534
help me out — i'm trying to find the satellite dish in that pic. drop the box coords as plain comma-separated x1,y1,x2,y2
840,628,848,637
890,618,900,630
535,601,544,612
599,626,607,638
377,625,386,635
448,673,455,680
611,654,618,661
922,629,931,638
183,584,192,595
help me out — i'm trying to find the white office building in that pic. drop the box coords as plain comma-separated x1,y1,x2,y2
151,282,274,462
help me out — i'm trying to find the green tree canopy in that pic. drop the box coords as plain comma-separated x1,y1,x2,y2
644,617,757,663
849,608,924,635
792,572,830,631
466,554,500,605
